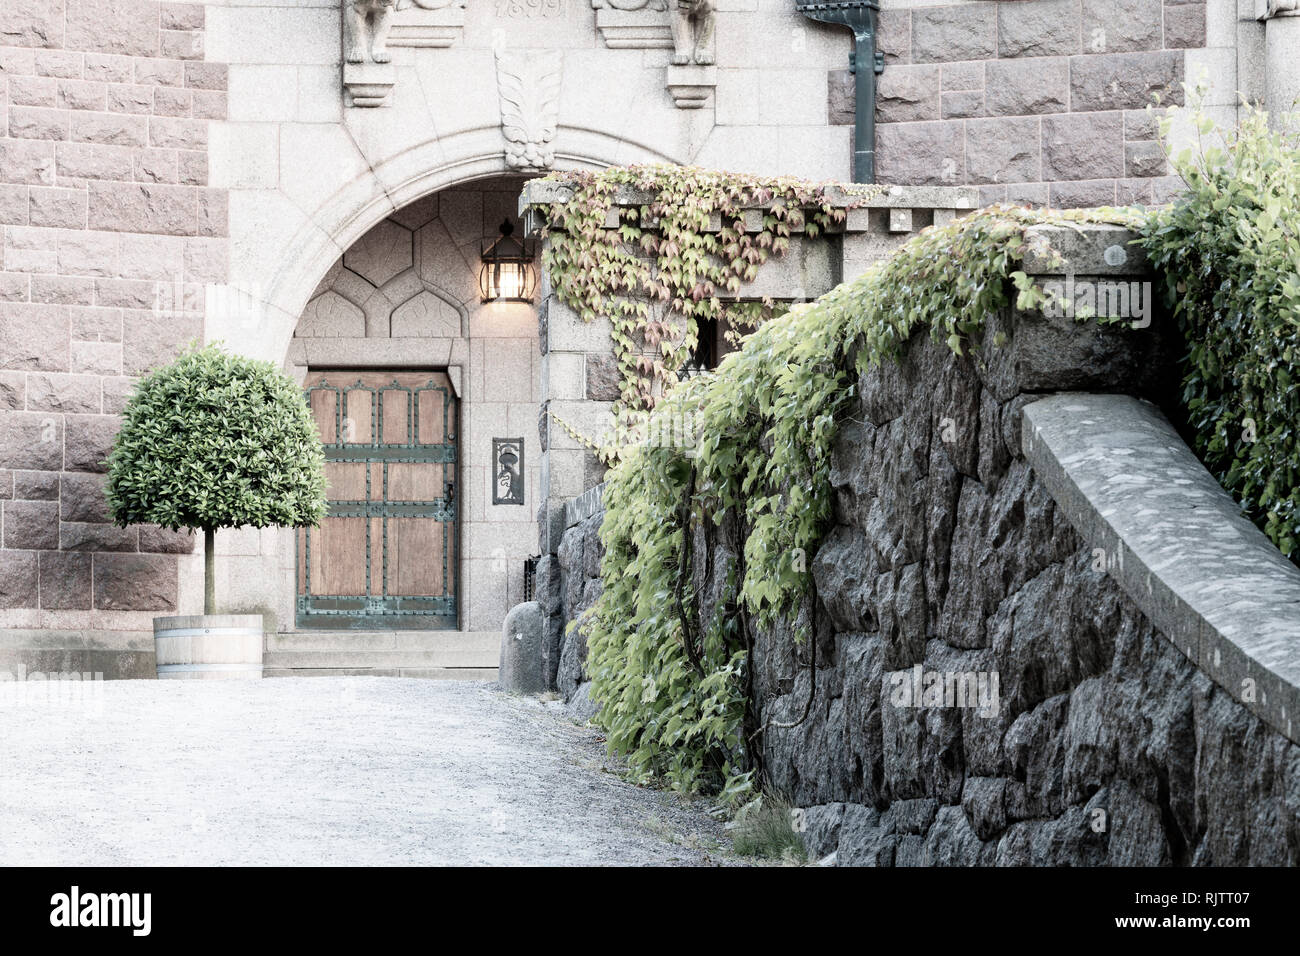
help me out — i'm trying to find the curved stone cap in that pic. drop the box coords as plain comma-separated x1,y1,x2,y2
1022,393,1300,743
153,615,264,633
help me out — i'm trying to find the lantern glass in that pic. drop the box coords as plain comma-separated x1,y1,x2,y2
480,219,534,303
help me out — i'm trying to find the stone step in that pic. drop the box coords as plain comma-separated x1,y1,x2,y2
264,631,500,679
265,629,498,654
264,647,496,669
264,666,497,680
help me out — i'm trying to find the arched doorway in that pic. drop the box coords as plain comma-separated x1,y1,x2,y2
216,138,677,661
285,175,539,638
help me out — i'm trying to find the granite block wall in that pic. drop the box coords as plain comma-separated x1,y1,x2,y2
0,1,227,630
836,0,1245,206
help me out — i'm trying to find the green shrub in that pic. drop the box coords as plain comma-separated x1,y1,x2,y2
1137,102,1300,559
106,344,327,613
582,203,1139,800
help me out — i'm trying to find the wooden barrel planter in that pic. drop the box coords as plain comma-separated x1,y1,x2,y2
152,615,264,680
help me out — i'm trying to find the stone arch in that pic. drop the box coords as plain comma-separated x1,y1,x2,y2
257,129,680,362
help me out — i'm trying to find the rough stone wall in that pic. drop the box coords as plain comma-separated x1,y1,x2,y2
854,0,1232,207
540,505,603,718
549,295,1300,865
0,2,227,630
748,327,1300,866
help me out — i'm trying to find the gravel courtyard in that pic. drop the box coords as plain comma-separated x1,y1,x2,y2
0,678,736,866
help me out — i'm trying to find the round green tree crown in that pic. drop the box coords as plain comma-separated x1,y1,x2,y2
106,344,328,532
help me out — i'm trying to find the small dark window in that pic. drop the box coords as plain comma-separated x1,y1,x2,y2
678,317,720,381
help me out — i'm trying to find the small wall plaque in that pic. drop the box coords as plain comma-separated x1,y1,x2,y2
493,438,525,505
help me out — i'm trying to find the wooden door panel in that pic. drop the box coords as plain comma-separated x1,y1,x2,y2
387,518,445,596
416,388,454,444
342,387,375,444
312,518,367,596
385,462,444,500
308,388,340,443
297,370,458,629
324,461,368,501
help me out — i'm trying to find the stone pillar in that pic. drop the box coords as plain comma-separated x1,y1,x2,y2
1260,1,1300,124
536,294,616,556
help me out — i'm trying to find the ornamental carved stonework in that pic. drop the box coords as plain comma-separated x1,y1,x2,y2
589,0,717,107
344,0,466,62
670,0,716,66
389,0,467,49
341,0,468,107
591,0,667,9
343,0,405,64
496,50,563,172
591,0,672,49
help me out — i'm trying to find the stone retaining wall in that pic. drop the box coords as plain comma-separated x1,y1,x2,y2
535,485,604,719
546,222,1300,865
755,330,1298,866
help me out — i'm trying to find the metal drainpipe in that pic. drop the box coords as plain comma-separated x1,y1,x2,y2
795,1,883,183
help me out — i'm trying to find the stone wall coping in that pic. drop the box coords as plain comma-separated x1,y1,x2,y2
520,180,980,225
1022,393,1300,744
563,482,606,530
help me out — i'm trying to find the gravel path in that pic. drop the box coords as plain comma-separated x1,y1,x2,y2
0,678,737,866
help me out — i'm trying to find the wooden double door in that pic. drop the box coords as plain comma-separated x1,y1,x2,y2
297,370,458,629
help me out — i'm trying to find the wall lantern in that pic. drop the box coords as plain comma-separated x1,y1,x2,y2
479,219,535,304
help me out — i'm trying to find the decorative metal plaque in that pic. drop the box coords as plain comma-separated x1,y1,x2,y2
493,438,525,505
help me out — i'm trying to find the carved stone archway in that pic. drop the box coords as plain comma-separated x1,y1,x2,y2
239,129,681,366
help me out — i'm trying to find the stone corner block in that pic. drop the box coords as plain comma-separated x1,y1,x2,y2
1020,224,1149,276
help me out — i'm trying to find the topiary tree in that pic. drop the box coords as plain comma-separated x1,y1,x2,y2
106,344,328,615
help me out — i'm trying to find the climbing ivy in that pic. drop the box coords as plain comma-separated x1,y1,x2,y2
1136,100,1300,559
577,201,1142,800
533,164,882,460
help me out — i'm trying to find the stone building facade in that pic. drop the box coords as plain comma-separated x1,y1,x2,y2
1,3,223,653
864,0,1275,207
0,0,1292,673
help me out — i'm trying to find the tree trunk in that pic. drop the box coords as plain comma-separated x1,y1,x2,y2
204,527,215,616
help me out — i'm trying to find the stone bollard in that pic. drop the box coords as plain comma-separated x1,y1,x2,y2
498,601,546,694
